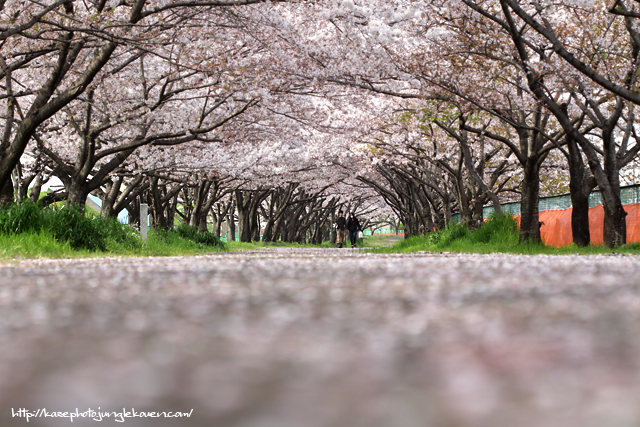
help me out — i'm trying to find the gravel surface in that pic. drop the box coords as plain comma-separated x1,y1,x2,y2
1,251,640,427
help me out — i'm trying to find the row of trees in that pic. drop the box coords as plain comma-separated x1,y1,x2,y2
117,177,383,244
2,0,640,247
0,0,392,241
311,0,640,248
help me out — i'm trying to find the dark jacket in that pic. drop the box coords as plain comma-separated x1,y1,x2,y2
347,216,361,232
336,216,347,231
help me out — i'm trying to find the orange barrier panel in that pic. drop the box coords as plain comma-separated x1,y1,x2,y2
520,203,640,247
627,203,640,245
539,209,574,247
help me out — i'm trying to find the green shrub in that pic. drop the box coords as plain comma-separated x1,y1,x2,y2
424,230,443,246
0,201,46,234
103,217,143,251
0,201,140,252
175,223,224,248
391,235,425,250
46,205,107,251
0,201,237,257
437,222,471,247
620,242,640,251
470,213,519,245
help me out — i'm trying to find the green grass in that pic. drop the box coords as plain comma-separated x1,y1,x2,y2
226,240,335,250
141,228,224,256
362,235,404,248
0,201,225,259
226,235,394,250
4,203,637,259
377,214,640,255
0,228,227,259
0,230,81,259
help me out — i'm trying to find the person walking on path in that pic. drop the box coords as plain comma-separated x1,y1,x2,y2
334,210,347,248
347,212,362,248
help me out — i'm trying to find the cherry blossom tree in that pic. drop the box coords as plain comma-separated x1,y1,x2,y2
459,0,640,246
5,0,638,249
0,0,286,205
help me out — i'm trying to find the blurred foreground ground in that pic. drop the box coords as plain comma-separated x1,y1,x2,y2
1,251,640,427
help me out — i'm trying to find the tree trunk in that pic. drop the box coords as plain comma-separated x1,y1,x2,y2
603,193,627,248
262,217,274,241
229,216,236,241
28,172,44,204
127,197,141,230
567,139,594,247
602,128,627,247
165,192,178,228
224,209,236,242
0,176,14,206
569,187,591,247
235,191,252,242
198,215,207,232
235,190,268,242
67,183,89,208
212,214,224,240
190,180,213,231
250,207,261,241
402,212,420,239
149,177,167,229
261,195,277,242
14,164,39,203
519,160,541,243
459,134,502,217
100,176,123,219
472,196,484,229
211,200,232,240
237,208,251,242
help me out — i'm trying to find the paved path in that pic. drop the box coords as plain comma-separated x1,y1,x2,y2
1,251,640,426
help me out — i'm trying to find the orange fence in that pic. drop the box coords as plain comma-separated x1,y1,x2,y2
522,203,640,247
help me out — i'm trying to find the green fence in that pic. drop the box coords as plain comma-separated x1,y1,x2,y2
364,228,399,236
219,231,240,242
452,184,640,223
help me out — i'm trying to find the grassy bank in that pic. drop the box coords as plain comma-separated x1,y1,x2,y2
5,203,636,259
378,214,640,255
0,202,225,259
